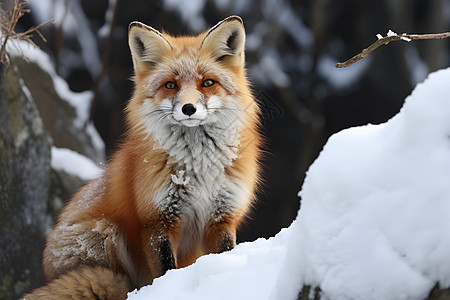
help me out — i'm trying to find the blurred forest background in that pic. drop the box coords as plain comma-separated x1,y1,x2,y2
9,0,450,241
1,0,450,298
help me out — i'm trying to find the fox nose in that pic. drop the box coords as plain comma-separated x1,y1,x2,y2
182,103,196,116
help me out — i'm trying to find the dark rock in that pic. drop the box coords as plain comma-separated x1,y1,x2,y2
295,283,450,299
0,62,51,299
0,54,103,299
297,285,321,300
426,283,450,300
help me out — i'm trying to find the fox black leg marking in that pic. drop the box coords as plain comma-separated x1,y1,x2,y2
219,233,235,252
159,237,176,275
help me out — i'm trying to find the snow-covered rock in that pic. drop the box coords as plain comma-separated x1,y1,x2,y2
10,42,105,161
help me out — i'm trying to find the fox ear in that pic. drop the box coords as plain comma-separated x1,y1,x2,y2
201,16,246,66
128,22,172,72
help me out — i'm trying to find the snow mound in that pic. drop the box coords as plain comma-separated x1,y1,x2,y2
129,68,450,300
279,67,450,300
128,229,291,300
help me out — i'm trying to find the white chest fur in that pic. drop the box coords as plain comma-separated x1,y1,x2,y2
150,123,248,254
153,124,241,219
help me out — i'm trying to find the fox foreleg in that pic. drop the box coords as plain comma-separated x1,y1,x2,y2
142,217,181,279
203,215,237,254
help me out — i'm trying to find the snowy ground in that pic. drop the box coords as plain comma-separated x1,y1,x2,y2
128,68,450,300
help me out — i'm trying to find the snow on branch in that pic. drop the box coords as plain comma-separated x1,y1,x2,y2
335,30,450,68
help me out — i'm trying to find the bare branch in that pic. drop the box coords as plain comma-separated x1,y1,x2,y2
335,31,450,68
0,0,54,68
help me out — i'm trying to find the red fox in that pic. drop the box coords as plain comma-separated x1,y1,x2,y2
23,16,261,299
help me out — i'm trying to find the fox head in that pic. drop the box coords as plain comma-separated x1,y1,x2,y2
126,16,259,150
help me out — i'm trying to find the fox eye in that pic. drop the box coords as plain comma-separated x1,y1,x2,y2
201,79,215,87
165,81,177,89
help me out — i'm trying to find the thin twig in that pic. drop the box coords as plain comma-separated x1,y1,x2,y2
335,31,450,68
0,0,54,67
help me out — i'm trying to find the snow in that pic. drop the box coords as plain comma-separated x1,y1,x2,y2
8,41,73,102
171,170,190,186
278,67,450,300
377,30,411,42
401,35,411,42
387,29,397,37
128,67,450,300
51,147,103,181
128,229,291,300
